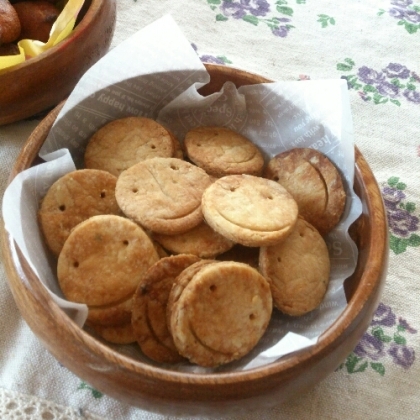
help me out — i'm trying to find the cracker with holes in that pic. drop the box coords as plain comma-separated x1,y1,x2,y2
184,126,265,177
152,221,235,259
168,260,272,367
57,215,159,306
131,254,201,363
115,157,213,235
202,174,299,247
259,217,330,316
38,169,121,257
264,148,346,235
84,117,182,177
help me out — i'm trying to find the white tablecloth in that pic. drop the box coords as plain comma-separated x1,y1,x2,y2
1,1,419,419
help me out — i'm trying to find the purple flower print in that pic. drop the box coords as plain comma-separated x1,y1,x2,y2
382,186,405,210
404,9,420,23
372,303,397,327
221,0,270,19
389,7,406,19
357,66,385,85
200,55,226,65
388,208,419,237
381,185,419,237
391,0,413,7
377,81,400,98
399,318,418,334
396,0,413,6
403,89,420,103
382,63,411,79
354,333,385,361
388,343,415,369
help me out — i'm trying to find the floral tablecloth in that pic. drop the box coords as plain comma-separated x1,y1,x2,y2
1,1,419,419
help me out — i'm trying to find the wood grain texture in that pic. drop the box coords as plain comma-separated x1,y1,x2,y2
0,0,116,126
0,64,389,416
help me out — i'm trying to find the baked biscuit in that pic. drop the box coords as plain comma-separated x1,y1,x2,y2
264,148,346,235
217,244,259,269
90,322,136,344
57,215,159,306
169,261,272,367
259,217,330,316
131,254,200,363
166,259,216,334
202,174,299,247
38,169,120,257
116,157,213,235
184,126,265,177
87,296,133,327
152,221,235,259
84,117,181,177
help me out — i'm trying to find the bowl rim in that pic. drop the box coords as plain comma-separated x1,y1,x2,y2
0,0,101,76
2,63,389,388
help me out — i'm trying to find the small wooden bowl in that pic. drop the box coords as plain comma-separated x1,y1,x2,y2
1,64,388,416
0,0,116,126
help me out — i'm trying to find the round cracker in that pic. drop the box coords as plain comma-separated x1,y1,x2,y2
259,217,331,316
184,126,264,177
87,296,133,327
84,117,177,177
131,254,200,363
57,215,159,306
170,261,272,367
90,322,136,344
152,221,235,259
115,157,213,235
38,169,120,257
264,148,346,235
202,174,299,247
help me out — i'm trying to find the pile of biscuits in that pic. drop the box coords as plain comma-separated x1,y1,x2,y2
38,117,347,367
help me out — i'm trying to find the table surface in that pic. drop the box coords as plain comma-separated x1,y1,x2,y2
1,1,419,419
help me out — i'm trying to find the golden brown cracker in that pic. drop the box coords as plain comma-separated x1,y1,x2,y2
202,174,299,247
57,215,159,306
184,126,264,177
38,169,120,257
259,217,331,316
169,261,272,367
152,221,234,259
264,148,346,235
84,117,177,177
115,157,213,235
131,254,200,363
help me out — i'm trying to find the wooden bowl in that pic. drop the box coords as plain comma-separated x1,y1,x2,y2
1,64,388,416
0,0,116,126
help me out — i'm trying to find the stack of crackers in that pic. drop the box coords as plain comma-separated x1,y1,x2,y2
38,118,346,367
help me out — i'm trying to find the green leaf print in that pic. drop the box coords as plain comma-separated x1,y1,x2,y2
242,14,259,25
78,382,103,399
389,235,408,255
408,234,420,247
277,5,294,16
317,14,335,28
370,362,385,376
216,13,228,22
336,58,355,72
372,326,392,343
345,354,369,373
404,22,419,34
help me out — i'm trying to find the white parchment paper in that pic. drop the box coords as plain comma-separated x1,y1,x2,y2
2,15,362,371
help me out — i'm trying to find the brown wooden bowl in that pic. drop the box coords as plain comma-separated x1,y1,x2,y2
1,64,388,416
0,0,116,126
